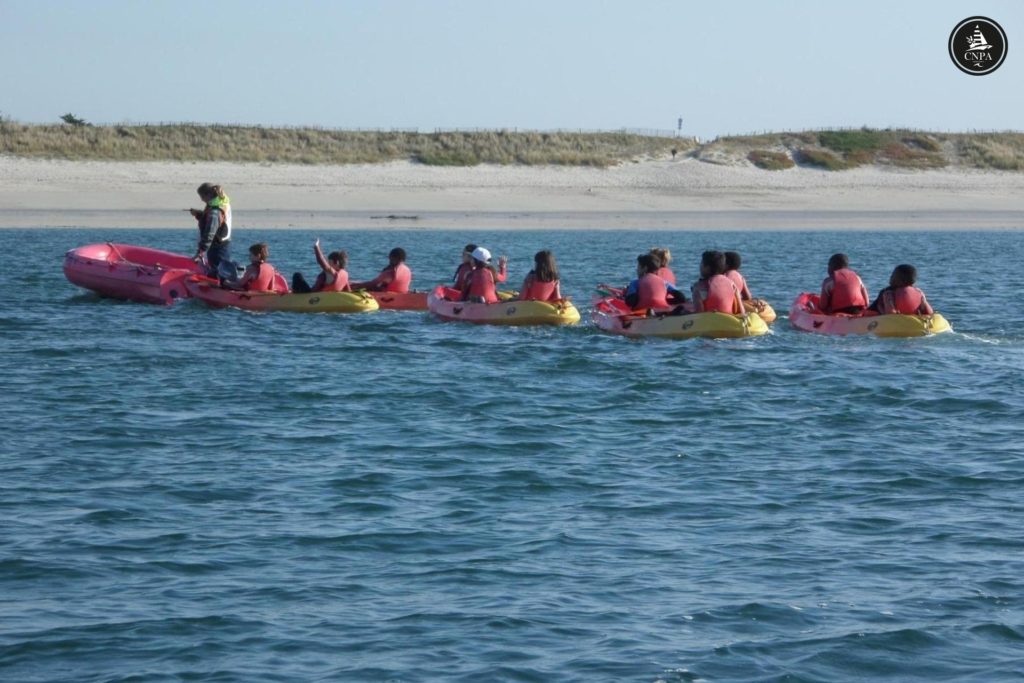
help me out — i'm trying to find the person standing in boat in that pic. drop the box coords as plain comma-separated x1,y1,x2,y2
190,183,232,274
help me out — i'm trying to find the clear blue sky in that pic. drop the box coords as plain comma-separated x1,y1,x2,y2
0,0,1020,139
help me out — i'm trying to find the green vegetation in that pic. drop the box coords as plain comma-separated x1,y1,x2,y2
818,128,887,155
0,121,1020,170
702,128,1013,171
747,150,794,170
60,113,90,127
0,122,688,167
955,133,1024,170
795,148,850,171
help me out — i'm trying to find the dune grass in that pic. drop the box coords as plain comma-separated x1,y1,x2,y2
747,150,794,170
1,120,1021,171
0,122,688,167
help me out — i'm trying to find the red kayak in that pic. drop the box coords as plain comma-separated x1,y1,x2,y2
367,290,429,310
63,243,204,305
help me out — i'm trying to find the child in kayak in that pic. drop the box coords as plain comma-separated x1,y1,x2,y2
462,247,509,303
624,253,687,310
350,247,412,293
517,250,563,302
452,244,476,290
691,250,745,314
723,251,753,300
867,264,934,315
233,243,280,292
292,238,350,293
650,247,677,285
819,253,869,314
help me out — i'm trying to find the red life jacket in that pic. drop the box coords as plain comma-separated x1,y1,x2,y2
654,266,676,285
383,263,411,293
826,268,868,311
702,274,740,313
453,262,473,290
246,263,278,292
467,267,499,303
520,273,559,301
725,269,749,298
884,286,926,314
636,273,670,309
314,269,350,292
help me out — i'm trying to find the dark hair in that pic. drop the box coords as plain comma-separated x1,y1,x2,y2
637,253,660,275
329,250,348,269
533,250,559,282
891,263,917,287
701,250,726,276
463,243,477,254
389,247,406,263
197,182,216,200
828,253,849,272
724,251,742,270
249,242,269,261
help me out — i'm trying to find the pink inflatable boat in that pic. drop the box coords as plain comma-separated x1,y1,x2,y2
63,243,205,305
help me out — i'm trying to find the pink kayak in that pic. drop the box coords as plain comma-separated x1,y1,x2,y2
63,243,205,304
367,290,429,310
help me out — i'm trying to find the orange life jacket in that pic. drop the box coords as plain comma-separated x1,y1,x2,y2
702,274,741,313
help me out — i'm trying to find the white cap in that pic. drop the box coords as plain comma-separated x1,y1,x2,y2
471,247,492,262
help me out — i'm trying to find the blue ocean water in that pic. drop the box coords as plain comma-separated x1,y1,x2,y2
2,227,1023,683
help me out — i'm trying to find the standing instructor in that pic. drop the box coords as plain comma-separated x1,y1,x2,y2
190,183,232,273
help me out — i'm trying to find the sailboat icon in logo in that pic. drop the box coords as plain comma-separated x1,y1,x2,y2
966,26,993,51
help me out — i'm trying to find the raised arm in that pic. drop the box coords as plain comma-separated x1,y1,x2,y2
313,239,335,275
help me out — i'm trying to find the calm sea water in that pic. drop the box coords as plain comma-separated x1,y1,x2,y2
2,227,1023,682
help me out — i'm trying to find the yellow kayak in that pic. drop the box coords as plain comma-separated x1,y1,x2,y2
427,286,580,326
789,293,952,337
184,277,380,313
592,297,768,339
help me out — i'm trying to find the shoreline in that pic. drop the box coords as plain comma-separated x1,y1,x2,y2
4,209,1021,230
0,156,1021,229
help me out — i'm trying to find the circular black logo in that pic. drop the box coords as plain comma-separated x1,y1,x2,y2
949,17,1007,75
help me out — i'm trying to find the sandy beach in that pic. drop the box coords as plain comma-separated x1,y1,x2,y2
0,156,1021,229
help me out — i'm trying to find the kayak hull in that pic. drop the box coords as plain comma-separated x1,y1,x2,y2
184,277,379,313
592,297,768,339
63,243,203,305
368,290,429,310
745,298,776,323
427,286,580,326
788,293,952,337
